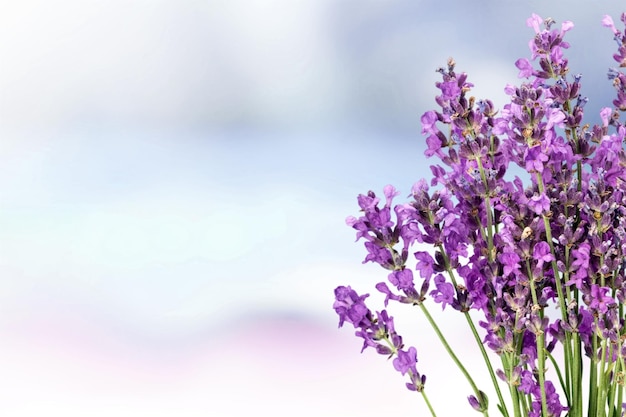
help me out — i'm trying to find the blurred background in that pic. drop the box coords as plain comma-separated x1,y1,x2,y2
1,1,625,416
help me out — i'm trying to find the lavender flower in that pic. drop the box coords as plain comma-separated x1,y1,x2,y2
336,11,626,417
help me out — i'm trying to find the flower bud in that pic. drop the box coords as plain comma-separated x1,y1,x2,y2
468,390,489,412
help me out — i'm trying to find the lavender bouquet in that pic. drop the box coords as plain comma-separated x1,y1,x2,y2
334,13,626,417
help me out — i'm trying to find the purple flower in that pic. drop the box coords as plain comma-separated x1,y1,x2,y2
561,21,574,33
376,310,401,348
411,178,429,196
393,346,418,375
397,208,423,247
421,110,439,135
545,107,565,130
439,81,461,100
586,284,615,314
533,241,554,268
543,381,568,417
526,13,543,33
519,369,540,396
350,309,402,354
395,348,427,392
363,241,393,268
357,192,379,211
430,274,456,310
461,265,490,311
571,245,590,271
425,133,446,157
528,192,551,214
600,106,612,127
499,250,521,277
333,286,371,329
345,215,371,242
375,282,401,306
566,243,590,288
524,146,549,173
414,251,435,279
383,184,400,208
602,15,619,34
515,58,534,78
388,269,415,292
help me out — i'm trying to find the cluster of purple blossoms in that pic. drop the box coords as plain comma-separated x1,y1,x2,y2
333,285,426,392
335,12,626,417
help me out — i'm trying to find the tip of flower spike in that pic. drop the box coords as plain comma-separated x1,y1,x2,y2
527,13,543,33
447,57,455,72
602,15,619,34
411,179,429,196
600,107,612,127
383,185,399,207
561,20,574,33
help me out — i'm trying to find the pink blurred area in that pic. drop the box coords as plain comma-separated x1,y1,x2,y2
0,302,429,416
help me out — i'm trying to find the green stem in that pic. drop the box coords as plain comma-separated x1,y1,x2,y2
525,259,548,417
475,156,495,260
421,389,438,417
509,383,522,417
596,339,609,417
546,349,569,404
436,244,508,416
500,352,521,417
617,302,625,417
465,313,509,417
535,172,569,322
534,334,549,417
615,355,625,417
563,245,577,416
607,356,617,417
419,303,489,417
536,172,577,414
589,325,599,417
573,332,583,417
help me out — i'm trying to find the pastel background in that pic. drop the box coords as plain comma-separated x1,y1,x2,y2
1,1,624,416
